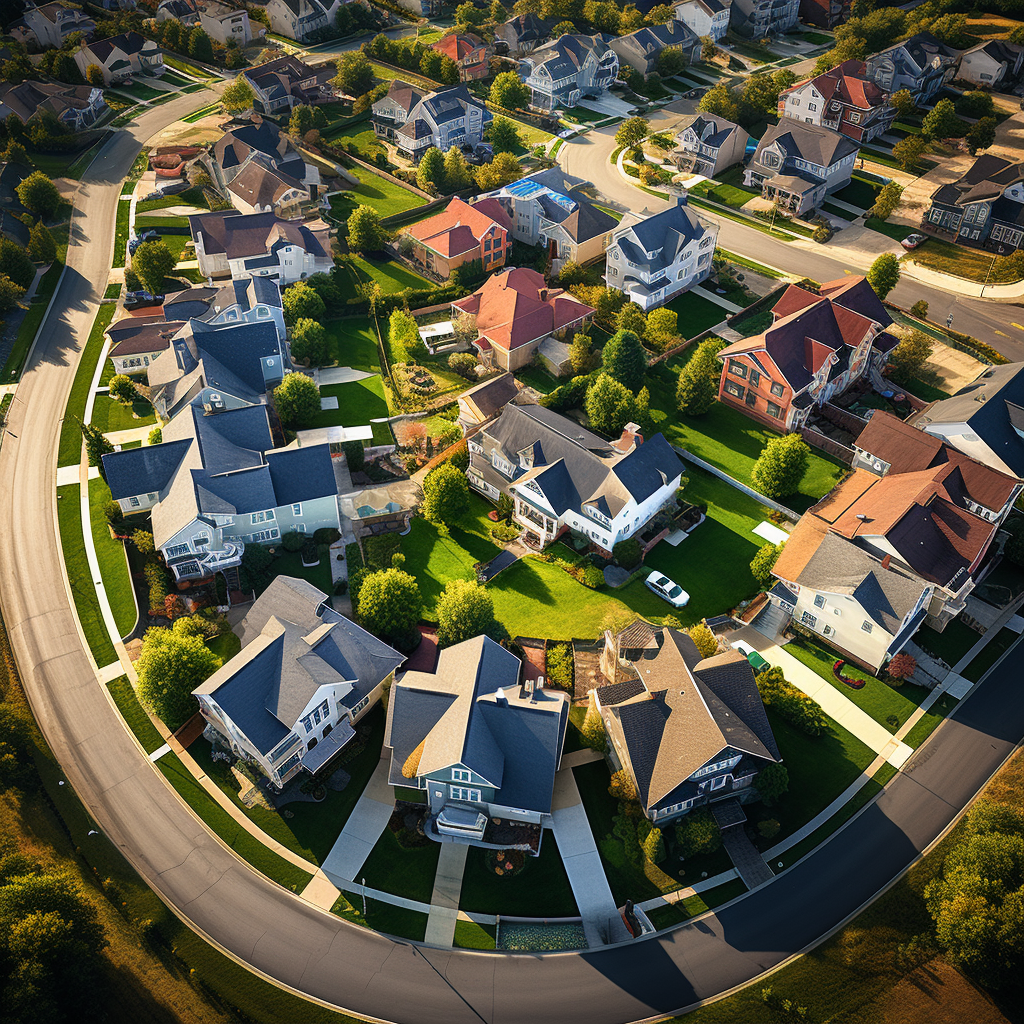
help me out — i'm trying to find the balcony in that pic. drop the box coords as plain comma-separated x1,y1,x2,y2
200,541,244,570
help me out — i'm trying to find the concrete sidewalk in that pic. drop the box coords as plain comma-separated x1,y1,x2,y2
424,842,468,947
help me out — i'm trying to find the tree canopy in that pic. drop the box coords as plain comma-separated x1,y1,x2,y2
357,568,423,650
131,240,176,293
751,433,810,500
422,462,470,525
347,204,390,252
866,252,901,299
601,327,646,392
490,71,530,110
283,281,327,325
16,171,61,220
436,579,501,647
222,76,255,111
676,336,725,415
274,373,320,429
136,618,220,728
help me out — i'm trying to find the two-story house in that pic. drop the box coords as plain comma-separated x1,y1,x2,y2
519,33,619,112
243,55,334,114
386,635,567,848
604,195,718,311
610,22,699,79
372,83,491,162
924,154,1024,254
188,209,333,283
863,32,959,105
156,0,200,26
467,404,684,553
105,315,187,375
431,32,491,82
102,403,340,583
771,412,1021,670
672,0,731,43
957,40,1024,88
669,113,749,176
195,577,405,789
744,117,859,216
369,79,427,144
165,277,286,341
0,80,106,131
494,14,555,56
400,197,512,280
778,60,896,145
799,0,848,29
729,0,799,40
452,267,595,372
264,0,329,41
482,167,618,267
21,1,94,49
593,620,781,824
74,31,164,85
200,2,262,47
716,275,898,429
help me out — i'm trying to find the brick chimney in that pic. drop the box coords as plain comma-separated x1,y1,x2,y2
881,554,891,570
614,422,643,453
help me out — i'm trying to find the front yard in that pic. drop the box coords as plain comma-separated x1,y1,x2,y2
906,238,1024,284
91,394,157,433
88,477,138,638
359,825,441,904
665,290,730,338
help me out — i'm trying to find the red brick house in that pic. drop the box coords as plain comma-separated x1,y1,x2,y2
401,197,512,280
431,33,491,81
716,276,898,430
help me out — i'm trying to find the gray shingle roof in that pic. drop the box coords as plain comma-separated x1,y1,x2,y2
188,210,329,260
102,438,193,500
612,197,711,275
754,116,859,170
525,33,615,81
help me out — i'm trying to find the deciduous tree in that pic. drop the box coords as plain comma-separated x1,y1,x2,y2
416,146,446,194
750,542,783,588
751,433,809,500
674,808,721,859
131,240,176,293
108,374,139,405
290,318,329,366
889,88,915,118
283,281,327,325
892,134,927,172
887,328,932,384
601,327,646,391
486,115,522,155
870,180,903,221
922,98,965,140
16,171,61,220
422,461,469,525
443,145,473,191
490,70,529,110
675,336,725,415
756,763,789,806
615,116,649,151
436,579,501,647
274,372,320,429
967,116,997,156
0,273,24,312
136,618,220,727
687,620,718,658
331,52,374,96
357,568,423,650
585,372,636,436
347,204,390,252
221,76,255,111
27,220,56,264
866,251,901,299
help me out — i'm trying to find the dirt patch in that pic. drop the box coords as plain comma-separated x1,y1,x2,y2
870,958,1010,1024
919,342,985,394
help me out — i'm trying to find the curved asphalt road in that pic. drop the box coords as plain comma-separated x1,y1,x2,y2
3,90,1024,1024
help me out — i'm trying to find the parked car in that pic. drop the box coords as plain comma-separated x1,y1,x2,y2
128,230,159,255
124,290,164,309
645,571,689,607
732,640,770,673
901,233,926,250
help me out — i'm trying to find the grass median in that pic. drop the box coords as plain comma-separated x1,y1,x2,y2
106,674,164,754
88,477,138,638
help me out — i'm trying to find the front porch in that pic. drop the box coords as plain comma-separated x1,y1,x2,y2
426,807,543,853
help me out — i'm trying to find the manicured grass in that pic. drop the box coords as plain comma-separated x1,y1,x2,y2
833,174,882,210
157,69,192,87
916,619,982,667
901,376,950,403
359,828,441,903
91,393,157,433
665,289,729,338
515,362,561,394
113,196,131,268
901,693,958,749
306,375,393,445
461,834,578,917
320,320,381,372
107,675,164,754
716,247,785,280
163,54,217,79
1,258,64,381
864,216,914,242
207,630,241,664
350,253,432,294
104,283,121,300
56,483,117,667
595,203,623,223
962,627,1018,683
263,547,334,600
729,308,774,338
908,237,1023,284
88,477,137,638
324,121,388,160
505,116,555,148
454,919,497,948
116,81,167,101
158,753,313,891
687,195,796,241
783,634,928,733
330,166,428,219
647,879,748,930
691,179,758,209
335,892,428,941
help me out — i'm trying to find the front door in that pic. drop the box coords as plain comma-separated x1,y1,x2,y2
429,784,446,814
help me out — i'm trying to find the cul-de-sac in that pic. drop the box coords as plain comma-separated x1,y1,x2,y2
2,0,1024,1020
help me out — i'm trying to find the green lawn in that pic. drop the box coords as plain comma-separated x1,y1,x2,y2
962,627,1019,683
115,81,167,101
207,630,241,664
88,477,138,638
833,174,882,210
350,253,432,294
692,179,758,209
916,619,982,667
113,196,131,268
1,258,64,381
321,319,382,372
306,375,393,446
454,920,497,948
783,634,928,734
91,394,157,433
864,217,915,242
665,290,729,338
515,362,562,395
730,308,774,337
324,121,388,161
901,693,958,749
461,834,578,916
908,238,1023,284
262,547,335,600
359,827,441,903
335,892,427,941
107,675,164,754
330,166,428,218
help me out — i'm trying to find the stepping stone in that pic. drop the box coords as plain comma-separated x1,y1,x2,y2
320,396,339,410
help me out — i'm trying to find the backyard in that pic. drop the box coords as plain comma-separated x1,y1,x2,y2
324,121,388,162
348,253,433,294
306,375,393,446
329,167,428,218
666,290,730,338
321,319,382,372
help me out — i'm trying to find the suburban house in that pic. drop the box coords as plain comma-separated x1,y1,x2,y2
494,14,555,56
911,363,1024,479
156,0,200,25
863,32,959,105
400,197,511,280
195,577,405,789
105,316,187,375
482,167,619,267
200,3,262,47
716,275,898,429
593,621,781,824
957,40,1024,88
20,1,94,49
102,403,340,582
430,32,491,81
74,31,164,85
518,33,619,112
771,412,1021,670
669,113,750,177
604,194,718,311
924,154,1024,255
163,278,287,342
467,403,684,553
609,22,699,79
0,80,106,130
799,0,848,29
777,60,896,145
451,267,595,372
385,635,568,848
456,372,526,433
188,210,333,283
729,0,799,39
371,83,491,162
264,0,329,41
744,117,859,216
672,0,731,42
243,55,334,114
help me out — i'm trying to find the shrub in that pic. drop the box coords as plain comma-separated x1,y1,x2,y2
281,531,305,552
144,562,170,611
490,521,521,544
580,702,606,751
751,434,810,500
577,563,605,589
422,461,469,525
750,542,783,588
612,539,641,570
313,527,341,546
103,500,124,528
910,299,929,320
546,642,574,692
756,666,829,736
887,652,917,681
132,530,154,553
674,809,721,860
757,819,780,840
687,620,718,658
342,440,365,473
448,352,478,379
148,426,163,445
756,763,789,806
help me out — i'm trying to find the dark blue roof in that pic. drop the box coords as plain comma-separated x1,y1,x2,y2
266,444,337,506
102,438,192,500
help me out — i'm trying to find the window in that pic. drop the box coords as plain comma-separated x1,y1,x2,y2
449,786,481,802
292,503,302,516
724,381,744,399
728,359,747,379
749,369,761,388
452,768,471,783
710,775,728,791
166,543,190,558
745,390,757,407
251,528,278,542
351,695,370,715
129,496,140,507
802,611,817,627
770,381,785,397
813,594,826,609
766,401,782,419
251,510,275,524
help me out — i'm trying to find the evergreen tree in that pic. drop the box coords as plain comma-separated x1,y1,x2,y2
675,337,725,415
601,328,646,392
79,419,114,478
443,146,473,191
751,433,810,499
416,146,446,194
27,220,56,264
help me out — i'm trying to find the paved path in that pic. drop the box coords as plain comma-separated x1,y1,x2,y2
301,869,342,911
321,755,395,887
424,842,469,947
719,826,774,889
692,284,744,314
762,647,913,769
551,767,629,948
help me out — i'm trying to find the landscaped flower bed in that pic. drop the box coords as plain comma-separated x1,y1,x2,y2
833,660,865,689
486,847,526,877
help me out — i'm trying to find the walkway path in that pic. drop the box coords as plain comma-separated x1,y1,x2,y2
692,283,743,314
424,842,469,947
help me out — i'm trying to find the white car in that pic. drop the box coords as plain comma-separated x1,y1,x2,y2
645,571,689,607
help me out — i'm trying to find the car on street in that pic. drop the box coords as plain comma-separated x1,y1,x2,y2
645,571,689,607
901,233,926,250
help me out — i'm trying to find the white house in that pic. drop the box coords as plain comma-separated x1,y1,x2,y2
264,0,329,42
155,0,200,25
670,113,749,177
605,195,718,311
196,577,406,788
21,1,95,49
672,0,730,42
74,31,164,85
957,40,1024,88
371,83,491,162
163,277,287,343
200,3,263,47
519,33,619,112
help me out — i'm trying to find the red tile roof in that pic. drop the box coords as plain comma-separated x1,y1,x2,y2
431,33,484,61
405,197,511,259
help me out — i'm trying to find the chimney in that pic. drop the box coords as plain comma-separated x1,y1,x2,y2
495,687,507,707
881,554,891,570
617,422,643,452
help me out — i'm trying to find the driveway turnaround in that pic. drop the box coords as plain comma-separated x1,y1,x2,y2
321,754,394,886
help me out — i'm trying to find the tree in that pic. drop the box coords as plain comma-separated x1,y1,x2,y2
490,70,530,110
646,3,673,23
700,34,718,62
569,331,593,376
750,542,783,588
79,419,114,477
108,374,139,405
1,141,30,166
389,308,420,359
188,26,214,62
909,299,928,320
416,146,446,194
642,826,666,863
585,373,636,436
148,426,163,445
437,54,461,86
16,171,61,220
699,81,739,122
886,652,917,681
687,620,718,658
756,763,789,806
443,145,473,191
27,220,56,264
957,89,995,120
357,568,423,649
751,433,809,500
922,98,965,140
608,768,637,801
474,151,522,190
656,47,686,77
289,103,316,137
283,281,327,326
456,1,488,26
84,62,105,87
0,273,24,312
436,579,500,647
486,115,523,155
580,701,606,751
491,0,508,19
551,18,575,34
867,252,901,299
0,239,35,290
601,327,646,392
347,204,390,252
290,318,329,366
615,301,647,337
422,462,469,525
675,336,725,416
967,116,997,157
675,808,721,859
870,180,903,221
887,329,932,383
132,529,155,554
332,51,374,96
131,240,176,293
615,116,649,151
221,76,255,112
892,134,928,172
889,88,915,118
644,307,678,351
136,618,220,727
274,373,320,429
742,69,795,118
